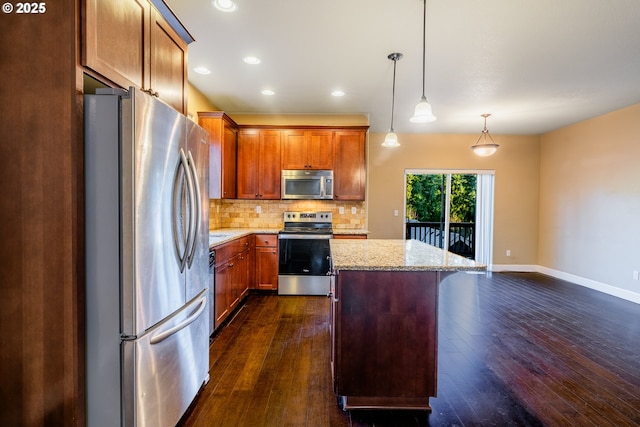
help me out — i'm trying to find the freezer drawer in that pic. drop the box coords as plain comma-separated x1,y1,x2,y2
122,291,209,427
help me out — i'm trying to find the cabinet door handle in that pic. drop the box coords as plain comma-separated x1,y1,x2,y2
141,88,159,97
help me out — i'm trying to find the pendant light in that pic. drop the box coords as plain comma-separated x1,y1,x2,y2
410,0,436,124
471,114,499,157
382,53,403,148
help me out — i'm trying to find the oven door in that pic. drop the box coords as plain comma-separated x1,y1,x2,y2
278,234,332,295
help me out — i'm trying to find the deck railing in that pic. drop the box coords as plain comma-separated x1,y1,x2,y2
405,222,476,259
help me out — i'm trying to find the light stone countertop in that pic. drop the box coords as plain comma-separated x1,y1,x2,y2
332,229,369,235
209,228,280,248
330,238,486,272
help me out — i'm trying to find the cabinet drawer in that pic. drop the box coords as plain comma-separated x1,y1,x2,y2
214,236,250,265
255,234,277,247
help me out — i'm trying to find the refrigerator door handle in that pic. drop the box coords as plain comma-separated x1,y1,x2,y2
172,153,187,271
149,296,207,345
181,148,197,270
185,150,201,267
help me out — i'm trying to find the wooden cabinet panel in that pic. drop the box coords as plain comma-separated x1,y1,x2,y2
307,130,334,169
332,234,367,239
149,8,187,113
222,125,238,198
83,0,149,90
246,234,256,292
255,248,278,290
334,130,366,200
281,130,307,169
237,129,281,199
198,112,238,198
254,234,278,290
237,130,259,198
258,130,282,199
282,129,333,170
214,262,230,328
228,253,242,311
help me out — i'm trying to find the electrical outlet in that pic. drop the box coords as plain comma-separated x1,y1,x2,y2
394,210,399,217
256,206,261,214
506,250,511,257
633,271,639,280
351,207,357,214
339,206,344,214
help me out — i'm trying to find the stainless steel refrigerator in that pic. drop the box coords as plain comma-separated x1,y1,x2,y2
85,87,210,427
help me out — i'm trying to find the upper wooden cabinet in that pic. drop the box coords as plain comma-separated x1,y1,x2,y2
282,129,334,170
148,8,187,113
237,129,282,199
83,0,188,113
198,112,238,199
333,130,367,200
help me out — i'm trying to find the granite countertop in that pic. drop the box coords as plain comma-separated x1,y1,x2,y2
329,238,486,272
209,228,280,247
332,229,369,235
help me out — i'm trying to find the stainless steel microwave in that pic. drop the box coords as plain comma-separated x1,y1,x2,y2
281,169,333,200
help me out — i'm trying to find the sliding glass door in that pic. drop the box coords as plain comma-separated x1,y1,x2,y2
405,170,494,268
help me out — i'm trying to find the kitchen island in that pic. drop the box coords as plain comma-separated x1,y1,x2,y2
329,239,485,411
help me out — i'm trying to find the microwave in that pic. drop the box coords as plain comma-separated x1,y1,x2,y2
281,169,333,200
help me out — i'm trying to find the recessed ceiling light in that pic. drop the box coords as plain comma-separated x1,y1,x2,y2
243,56,261,65
193,66,211,75
212,0,237,12
261,89,275,96
331,90,345,97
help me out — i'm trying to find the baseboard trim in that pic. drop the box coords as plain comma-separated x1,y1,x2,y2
491,264,640,305
491,264,537,273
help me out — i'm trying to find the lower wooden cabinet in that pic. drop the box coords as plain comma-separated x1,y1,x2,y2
254,234,278,290
212,233,278,329
213,236,250,328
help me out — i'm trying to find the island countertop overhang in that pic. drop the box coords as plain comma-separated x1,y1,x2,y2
329,238,486,272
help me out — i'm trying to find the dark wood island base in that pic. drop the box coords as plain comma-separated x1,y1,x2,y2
329,239,485,412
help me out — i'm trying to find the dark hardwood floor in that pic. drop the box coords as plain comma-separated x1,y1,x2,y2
178,272,640,426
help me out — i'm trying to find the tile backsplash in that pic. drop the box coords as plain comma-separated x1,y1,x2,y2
209,199,366,230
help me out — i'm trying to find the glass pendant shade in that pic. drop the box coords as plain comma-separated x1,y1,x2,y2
471,143,499,157
410,96,437,123
382,131,400,147
471,114,499,157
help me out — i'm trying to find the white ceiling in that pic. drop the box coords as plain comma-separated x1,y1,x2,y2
165,0,640,135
